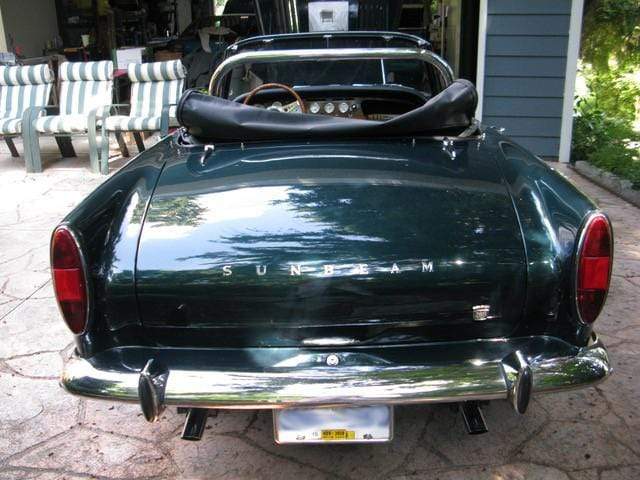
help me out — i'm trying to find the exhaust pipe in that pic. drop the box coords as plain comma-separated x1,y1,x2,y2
181,408,210,441
460,401,488,434
459,349,532,434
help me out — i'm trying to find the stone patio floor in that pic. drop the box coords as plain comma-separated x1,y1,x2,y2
0,137,639,479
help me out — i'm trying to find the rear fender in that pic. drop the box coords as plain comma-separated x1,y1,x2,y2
493,135,596,345
59,139,173,356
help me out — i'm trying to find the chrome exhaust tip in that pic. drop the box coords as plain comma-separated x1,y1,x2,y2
138,359,169,423
181,408,210,441
460,401,488,434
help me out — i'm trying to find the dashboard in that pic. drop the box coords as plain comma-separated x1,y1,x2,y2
253,99,365,117
233,85,428,120
308,99,359,116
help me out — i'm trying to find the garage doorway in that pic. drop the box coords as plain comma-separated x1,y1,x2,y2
396,0,479,82
218,0,481,83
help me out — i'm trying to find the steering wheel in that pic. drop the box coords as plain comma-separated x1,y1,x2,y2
243,83,307,113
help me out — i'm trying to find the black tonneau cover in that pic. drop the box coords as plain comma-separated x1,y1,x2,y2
177,79,477,142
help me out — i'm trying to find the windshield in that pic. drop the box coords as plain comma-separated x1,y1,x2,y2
227,58,436,99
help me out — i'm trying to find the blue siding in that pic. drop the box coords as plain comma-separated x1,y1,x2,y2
485,57,567,77
487,15,570,36
506,137,561,156
482,0,571,158
483,98,563,117
481,117,562,137
488,0,571,14
484,77,565,97
486,36,568,57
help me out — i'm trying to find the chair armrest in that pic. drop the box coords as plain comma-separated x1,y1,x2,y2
160,103,177,137
90,104,130,121
88,103,131,130
88,105,111,135
109,103,131,115
87,105,121,168
22,106,58,139
22,105,57,126
88,103,133,140
88,104,128,175
25,105,59,114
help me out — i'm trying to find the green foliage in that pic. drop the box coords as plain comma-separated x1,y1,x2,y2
572,0,640,188
590,144,640,189
581,67,640,124
572,95,640,188
581,0,640,71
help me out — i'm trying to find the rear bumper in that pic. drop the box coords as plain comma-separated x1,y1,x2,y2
61,334,611,410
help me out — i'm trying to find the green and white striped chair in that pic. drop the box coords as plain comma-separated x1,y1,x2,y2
0,64,54,165
24,61,113,173
92,60,185,173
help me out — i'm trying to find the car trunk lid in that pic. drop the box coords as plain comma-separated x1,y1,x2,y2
135,138,526,346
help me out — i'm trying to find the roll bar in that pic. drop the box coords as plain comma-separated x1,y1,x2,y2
207,47,455,97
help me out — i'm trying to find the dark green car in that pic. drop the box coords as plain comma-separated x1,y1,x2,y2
53,32,613,444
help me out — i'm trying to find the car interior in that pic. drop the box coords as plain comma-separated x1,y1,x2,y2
223,58,443,120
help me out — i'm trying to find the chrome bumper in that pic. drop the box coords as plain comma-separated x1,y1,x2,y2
61,335,611,413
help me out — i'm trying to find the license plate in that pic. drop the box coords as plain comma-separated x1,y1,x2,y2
273,405,393,444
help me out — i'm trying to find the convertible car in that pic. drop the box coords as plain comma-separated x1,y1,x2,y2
55,32,613,444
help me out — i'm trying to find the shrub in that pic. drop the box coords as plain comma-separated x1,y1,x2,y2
572,94,640,188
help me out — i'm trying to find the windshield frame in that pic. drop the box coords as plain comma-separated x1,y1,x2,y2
225,31,432,56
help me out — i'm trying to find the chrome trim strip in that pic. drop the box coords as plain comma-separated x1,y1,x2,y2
61,336,611,410
208,48,455,96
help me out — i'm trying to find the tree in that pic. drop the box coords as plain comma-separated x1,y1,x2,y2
571,0,640,186
581,0,640,72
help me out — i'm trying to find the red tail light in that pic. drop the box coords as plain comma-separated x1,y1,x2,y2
575,213,612,324
51,226,88,334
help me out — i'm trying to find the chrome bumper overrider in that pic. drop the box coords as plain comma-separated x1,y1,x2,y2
61,335,611,414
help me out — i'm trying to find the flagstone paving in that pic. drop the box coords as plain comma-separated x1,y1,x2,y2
0,139,639,479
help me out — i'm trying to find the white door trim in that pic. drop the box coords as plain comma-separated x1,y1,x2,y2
559,0,585,163
475,0,488,121
0,8,7,53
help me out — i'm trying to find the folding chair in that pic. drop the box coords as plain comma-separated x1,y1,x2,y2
0,64,54,169
23,61,113,173
91,60,185,174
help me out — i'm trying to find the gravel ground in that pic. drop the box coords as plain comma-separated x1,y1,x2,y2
0,139,639,479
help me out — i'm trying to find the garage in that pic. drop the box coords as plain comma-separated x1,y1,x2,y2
0,0,582,164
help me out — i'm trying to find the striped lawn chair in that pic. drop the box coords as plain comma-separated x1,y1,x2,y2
92,60,185,172
0,64,53,166
23,61,113,173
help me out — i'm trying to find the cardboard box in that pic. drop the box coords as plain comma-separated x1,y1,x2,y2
155,50,182,62
116,47,145,69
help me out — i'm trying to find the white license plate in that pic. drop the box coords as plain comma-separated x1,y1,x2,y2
273,405,393,444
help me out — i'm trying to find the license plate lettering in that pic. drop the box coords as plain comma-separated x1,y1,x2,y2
321,429,356,441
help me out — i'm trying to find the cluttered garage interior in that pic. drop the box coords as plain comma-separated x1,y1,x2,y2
0,0,582,163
